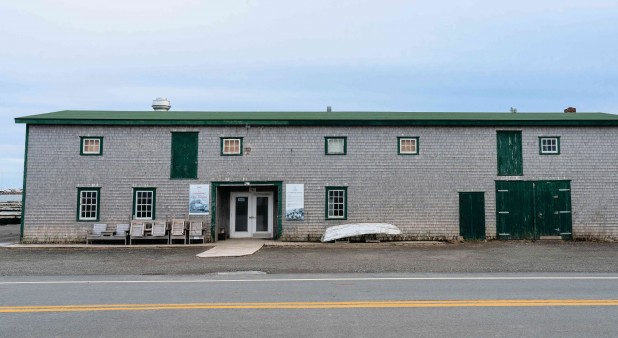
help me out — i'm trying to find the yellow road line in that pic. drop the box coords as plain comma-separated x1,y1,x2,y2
1,299,618,313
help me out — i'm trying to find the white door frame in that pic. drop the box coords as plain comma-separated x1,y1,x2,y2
230,192,273,238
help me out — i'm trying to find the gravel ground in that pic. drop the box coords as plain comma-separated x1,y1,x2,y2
1,240,617,276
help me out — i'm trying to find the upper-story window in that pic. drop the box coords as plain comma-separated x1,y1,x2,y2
398,137,419,155
221,137,243,156
539,137,560,155
80,137,103,156
325,137,347,155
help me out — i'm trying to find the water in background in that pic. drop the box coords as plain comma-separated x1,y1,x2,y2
0,195,22,203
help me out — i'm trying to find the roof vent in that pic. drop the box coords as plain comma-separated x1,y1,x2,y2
510,107,517,113
152,97,171,111
564,107,576,113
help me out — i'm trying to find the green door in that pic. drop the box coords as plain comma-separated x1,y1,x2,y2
171,132,199,179
496,181,534,239
459,192,486,240
497,131,523,176
535,181,572,238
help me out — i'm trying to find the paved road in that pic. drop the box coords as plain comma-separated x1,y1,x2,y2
1,273,617,337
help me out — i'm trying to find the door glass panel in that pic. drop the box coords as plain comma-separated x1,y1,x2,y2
255,196,269,232
235,197,248,232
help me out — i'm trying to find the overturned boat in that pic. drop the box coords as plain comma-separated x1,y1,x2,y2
321,223,402,242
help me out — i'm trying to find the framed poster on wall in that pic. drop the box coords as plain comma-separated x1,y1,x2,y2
189,184,210,215
285,184,304,221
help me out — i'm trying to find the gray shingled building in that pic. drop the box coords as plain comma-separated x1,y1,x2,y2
14,109,618,243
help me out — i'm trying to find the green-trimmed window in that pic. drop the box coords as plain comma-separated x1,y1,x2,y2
539,137,560,155
221,137,243,156
171,132,198,179
325,186,347,219
80,137,103,155
325,137,347,155
77,187,100,221
398,137,419,155
133,188,156,220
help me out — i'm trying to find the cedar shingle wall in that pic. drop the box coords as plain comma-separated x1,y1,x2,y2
21,124,618,242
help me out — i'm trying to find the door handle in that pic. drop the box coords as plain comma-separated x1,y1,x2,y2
249,216,255,219
538,213,543,218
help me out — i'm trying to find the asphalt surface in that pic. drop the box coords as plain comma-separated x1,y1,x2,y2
1,240,617,276
2,274,618,337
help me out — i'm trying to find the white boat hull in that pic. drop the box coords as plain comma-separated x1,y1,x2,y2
321,223,402,242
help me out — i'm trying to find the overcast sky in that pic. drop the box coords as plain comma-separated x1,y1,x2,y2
1,0,617,188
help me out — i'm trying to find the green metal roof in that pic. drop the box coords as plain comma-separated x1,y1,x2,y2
14,110,618,126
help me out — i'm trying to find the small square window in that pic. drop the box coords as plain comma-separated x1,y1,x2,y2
221,138,243,156
325,137,347,155
398,137,419,155
539,137,560,155
80,137,103,155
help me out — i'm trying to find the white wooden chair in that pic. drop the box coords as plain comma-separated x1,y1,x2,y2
169,218,187,244
86,223,107,244
129,220,145,245
188,221,205,244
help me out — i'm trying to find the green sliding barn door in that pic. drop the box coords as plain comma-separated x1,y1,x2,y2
459,192,486,240
496,180,572,239
496,181,534,239
535,181,572,238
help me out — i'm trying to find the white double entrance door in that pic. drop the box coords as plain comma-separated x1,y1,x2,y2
230,192,273,238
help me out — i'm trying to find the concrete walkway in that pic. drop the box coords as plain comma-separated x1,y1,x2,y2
196,239,265,258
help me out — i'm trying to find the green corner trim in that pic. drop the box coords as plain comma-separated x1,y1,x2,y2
19,125,29,242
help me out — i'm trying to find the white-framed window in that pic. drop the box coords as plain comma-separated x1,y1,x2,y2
539,137,560,155
80,137,103,155
221,138,243,155
77,188,100,221
326,186,347,219
398,137,419,155
133,188,156,220
325,137,347,155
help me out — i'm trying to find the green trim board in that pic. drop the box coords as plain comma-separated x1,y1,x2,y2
210,181,283,241
325,186,348,220
325,137,347,155
76,187,101,222
539,136,560,155
397,136,419,155
220,137,244,156
132,188,157,220
170,132,199,179
79,136,103,156
15,111,618,127
19,125,29,241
